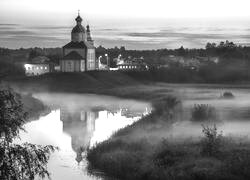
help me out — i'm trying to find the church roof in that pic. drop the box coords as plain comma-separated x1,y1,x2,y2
72,24,85,33
63,41,86,49
63,41,95,49
62,51,83,60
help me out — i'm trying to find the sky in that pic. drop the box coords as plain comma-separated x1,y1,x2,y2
1,0,250,49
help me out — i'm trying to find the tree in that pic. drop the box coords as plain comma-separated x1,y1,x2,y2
0,88,56,180
177,46,186,56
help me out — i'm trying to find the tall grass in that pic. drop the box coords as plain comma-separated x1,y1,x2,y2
200,125,223,157
87,125,250,180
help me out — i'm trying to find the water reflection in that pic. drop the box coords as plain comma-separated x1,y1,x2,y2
60,107,98,163
19,93,151,180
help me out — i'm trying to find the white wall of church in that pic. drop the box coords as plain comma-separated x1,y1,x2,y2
87,49,96,70
60,60,81,72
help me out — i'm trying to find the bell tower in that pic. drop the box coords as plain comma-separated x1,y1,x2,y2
86,24,94,45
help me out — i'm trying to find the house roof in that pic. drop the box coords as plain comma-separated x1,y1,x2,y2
62,51,83,60
31,56,50,63
63,41,95,49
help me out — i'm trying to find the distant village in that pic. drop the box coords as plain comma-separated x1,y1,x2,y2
20,13,220,76
1,13,249,80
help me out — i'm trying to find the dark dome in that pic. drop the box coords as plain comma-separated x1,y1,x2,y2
75,15,82,22
72,24,85,33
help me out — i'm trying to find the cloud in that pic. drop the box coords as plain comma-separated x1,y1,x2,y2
0,24,19,26
0,30,36,35
125,31,225,40
0,21,250,50
27,26,71,30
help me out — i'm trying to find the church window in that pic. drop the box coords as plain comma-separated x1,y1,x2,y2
68,61,72,71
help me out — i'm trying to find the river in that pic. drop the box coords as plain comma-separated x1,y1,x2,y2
18,93,151,180
18,86,250,179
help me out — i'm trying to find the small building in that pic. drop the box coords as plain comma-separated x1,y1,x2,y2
117,63,144,70
24,56,53,76
117,56,147,71
60,13,98,72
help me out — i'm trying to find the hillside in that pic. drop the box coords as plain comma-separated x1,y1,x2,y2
4,71,143,94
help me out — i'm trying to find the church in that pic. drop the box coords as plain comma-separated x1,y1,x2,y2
60,13,98,72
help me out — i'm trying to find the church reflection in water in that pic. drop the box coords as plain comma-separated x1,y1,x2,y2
60,106,98,163
58,105,149,163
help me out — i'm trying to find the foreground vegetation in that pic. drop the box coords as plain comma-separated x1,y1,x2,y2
0,88,56,180
87,97,250,180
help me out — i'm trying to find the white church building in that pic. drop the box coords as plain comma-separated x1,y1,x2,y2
60,13,98,72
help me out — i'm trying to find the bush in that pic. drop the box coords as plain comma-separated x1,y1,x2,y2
200,125,223,157
152,96,180,118
221,91,234,99
191,104,217,121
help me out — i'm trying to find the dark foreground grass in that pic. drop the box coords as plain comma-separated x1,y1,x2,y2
88,129,250,180
88,133,250,180
87,98,250,180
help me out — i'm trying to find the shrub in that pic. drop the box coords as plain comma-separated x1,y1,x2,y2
191,104,216,121
221,91,234,99
152,96,180,119
200,125,223,157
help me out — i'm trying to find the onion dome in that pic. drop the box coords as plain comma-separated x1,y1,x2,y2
72,13,85,33
72,24,85,33
71,11,86,42
75,15,82,23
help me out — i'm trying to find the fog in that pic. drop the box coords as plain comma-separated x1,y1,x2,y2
18,93,150,180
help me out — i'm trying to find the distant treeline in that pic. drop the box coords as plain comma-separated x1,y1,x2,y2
1,41,250,83
96,41,250,66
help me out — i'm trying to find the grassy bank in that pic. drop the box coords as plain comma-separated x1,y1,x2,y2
4,71,141,93
21,93,50,120
87,98,250,180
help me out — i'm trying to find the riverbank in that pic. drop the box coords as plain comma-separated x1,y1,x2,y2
21,93,50,120
5,71,250,101
87,97,250,180
5,71,250,180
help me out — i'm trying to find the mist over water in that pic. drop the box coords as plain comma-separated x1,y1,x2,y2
1,18,250,49
15,87,250,180
18,93,151,180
